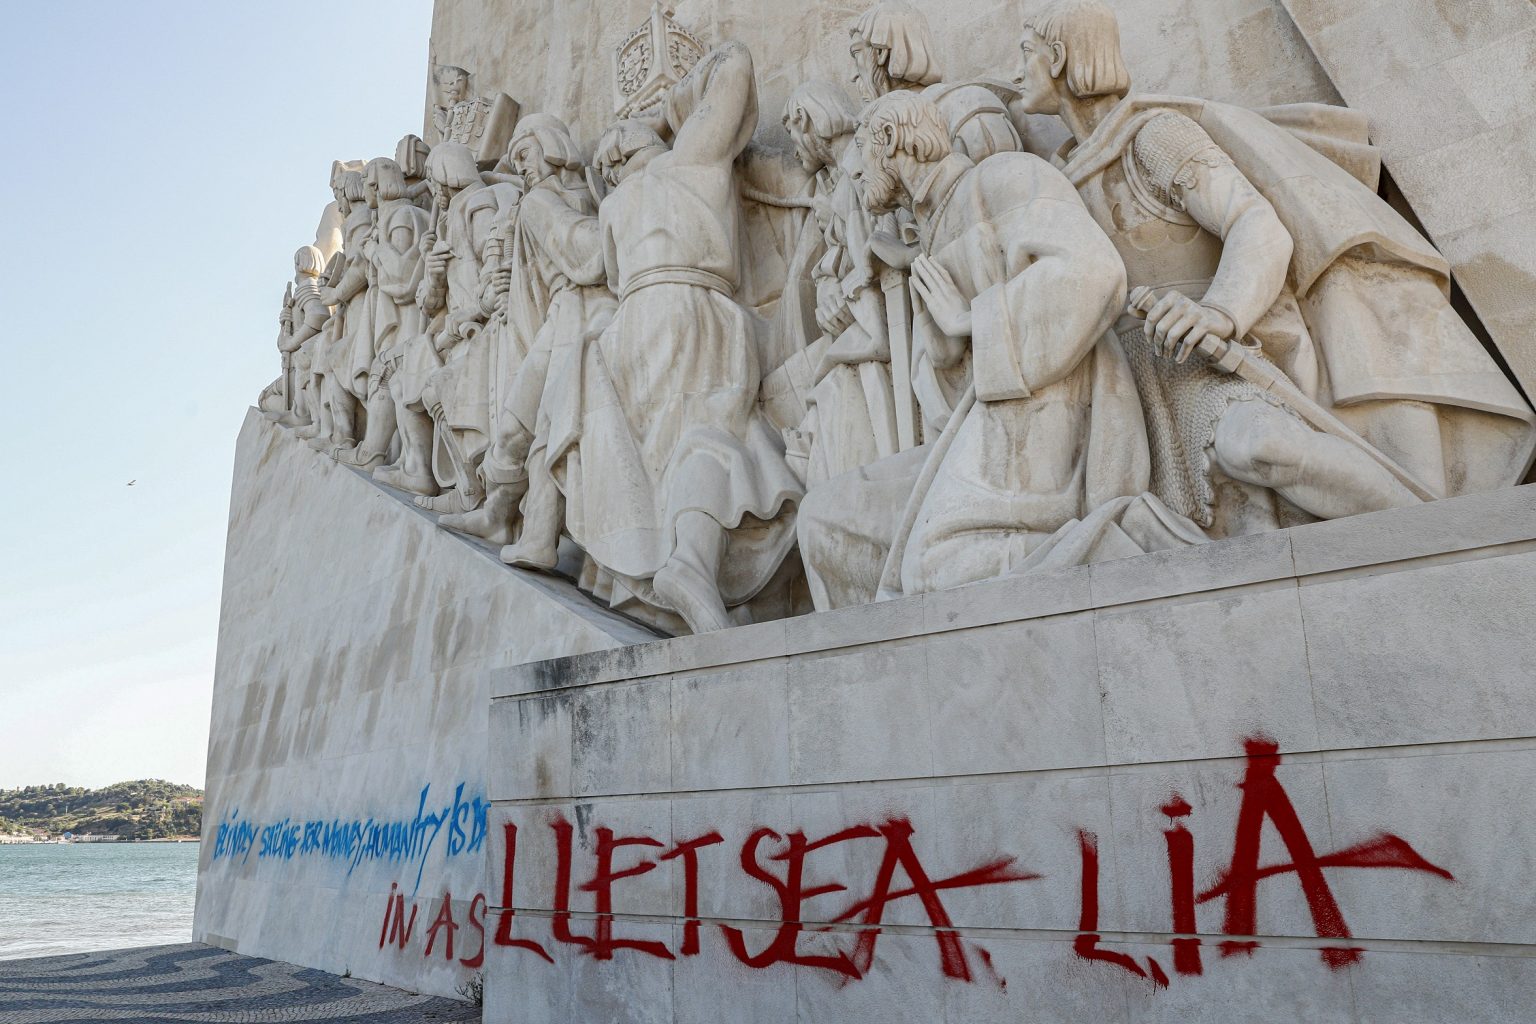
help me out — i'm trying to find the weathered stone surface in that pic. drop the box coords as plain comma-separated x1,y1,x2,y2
195,410,650,1000
485,485,1536,1021
1279,0,1536,398
428,0,1341,154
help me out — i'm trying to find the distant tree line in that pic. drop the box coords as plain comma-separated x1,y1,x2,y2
0,780,202,840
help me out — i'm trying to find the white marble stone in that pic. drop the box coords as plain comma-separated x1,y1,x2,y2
483,484,1536,1022
196,411,649,1000
228,0,1536,1016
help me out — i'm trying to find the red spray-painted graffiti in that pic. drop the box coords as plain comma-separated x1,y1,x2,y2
1074,737,1454,986
376,739,1454,992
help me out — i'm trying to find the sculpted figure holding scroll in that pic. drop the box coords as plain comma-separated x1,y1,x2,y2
295,164,366,450
308,167,377,455
1017,0,1535,537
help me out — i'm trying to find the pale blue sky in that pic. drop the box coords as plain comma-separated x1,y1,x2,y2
0,2,434,789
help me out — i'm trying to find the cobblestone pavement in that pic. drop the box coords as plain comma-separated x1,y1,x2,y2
0,944,479,1023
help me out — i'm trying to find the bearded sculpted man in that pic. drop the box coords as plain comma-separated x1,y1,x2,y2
334,157,431,472
439,114,614,555
1015,0,1536,537
849,1,1022,162
414,141,522,514
779,80,901,488
546,42,803,633
798,91,1149,605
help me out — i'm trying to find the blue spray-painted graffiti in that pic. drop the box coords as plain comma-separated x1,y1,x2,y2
211,782,488,892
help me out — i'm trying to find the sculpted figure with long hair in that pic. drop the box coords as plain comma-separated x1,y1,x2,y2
1016,0,1534,536
848,1,1020,162
438,114,613,554
779,80,902,487
335,157,432,475
797,90,1151,605
412,142,522,514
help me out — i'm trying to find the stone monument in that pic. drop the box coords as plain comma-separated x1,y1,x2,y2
202,0,1536,1018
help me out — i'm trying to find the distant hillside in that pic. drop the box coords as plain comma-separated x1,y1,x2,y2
0,780,202,840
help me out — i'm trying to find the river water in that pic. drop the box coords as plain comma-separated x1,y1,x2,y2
0,842,199,959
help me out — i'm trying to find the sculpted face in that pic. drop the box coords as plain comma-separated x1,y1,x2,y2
848,39,887,104
439,70,470,107
510,138,549,183
784,113,831,174
855,123,902,215
1014,29,1061,115
364,173,381,210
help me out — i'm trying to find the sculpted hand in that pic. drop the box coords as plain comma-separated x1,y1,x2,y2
1143,291,1235,363
492,268,513,297
910,254,971,337
317,287,339,307
811,194,839,235
816,291,855,337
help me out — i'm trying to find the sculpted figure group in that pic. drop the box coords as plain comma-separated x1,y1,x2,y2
260,0,1535,635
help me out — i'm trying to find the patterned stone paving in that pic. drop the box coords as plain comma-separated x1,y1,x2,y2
0,944,479,1023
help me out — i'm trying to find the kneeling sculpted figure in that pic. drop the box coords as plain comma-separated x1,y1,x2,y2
799,90,1148,605
1016,0,1536,536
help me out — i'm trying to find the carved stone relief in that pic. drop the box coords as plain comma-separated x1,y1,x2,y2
258,0,1535,634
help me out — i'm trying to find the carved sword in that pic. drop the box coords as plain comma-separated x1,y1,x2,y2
1127,286,1441,502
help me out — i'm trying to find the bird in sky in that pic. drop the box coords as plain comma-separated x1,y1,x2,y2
127,480,136,486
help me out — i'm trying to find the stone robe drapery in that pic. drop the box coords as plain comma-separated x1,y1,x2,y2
1058,96,1536,502
371,198,432,404
552,42,803,613
785,142,900,486
425,180,520,482
334,205,378,400
891,153,1146,595
480,181,613,489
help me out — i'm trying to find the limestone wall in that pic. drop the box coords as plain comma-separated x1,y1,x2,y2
1278,0,1536,402
194,410,653,1000
425,0,1339,154
484,484,1536,1022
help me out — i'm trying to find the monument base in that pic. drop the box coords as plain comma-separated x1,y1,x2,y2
484,483,1536,1023
194,410,653,1000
